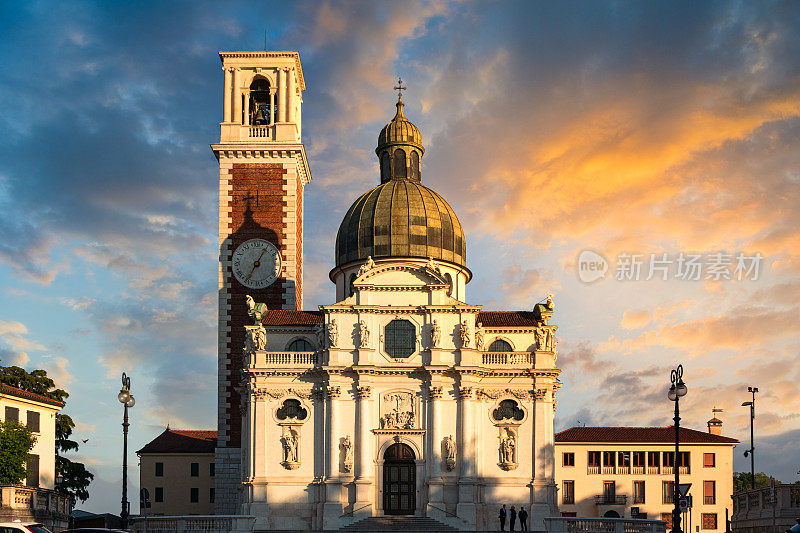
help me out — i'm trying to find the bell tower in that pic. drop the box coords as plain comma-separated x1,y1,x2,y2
211,51,312,513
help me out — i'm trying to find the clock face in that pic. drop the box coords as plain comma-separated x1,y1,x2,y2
232,238,282,289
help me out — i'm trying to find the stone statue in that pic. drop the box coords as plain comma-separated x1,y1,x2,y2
459,320,470,348
246,295,267,325
282,431,298,464
244,325,267,353
431,320,441,348
475,323,484,351
314,322,325,348
358,320,370,348
357,256,375,277
500,431,516,467
535,327,547,350
443,435,456,471
341,435,353,473
327,320,338,348
425,256,441,274
546,293,554,310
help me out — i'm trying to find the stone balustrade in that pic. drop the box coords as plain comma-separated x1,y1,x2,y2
544,516,667,533
131,514,256,533
0,484,70,530
249,351,318,367
481,351,535,366
731,483,800,533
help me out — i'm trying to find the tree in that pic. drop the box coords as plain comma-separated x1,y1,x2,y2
0,365,93,501
0,420,36,484
734,472,777,492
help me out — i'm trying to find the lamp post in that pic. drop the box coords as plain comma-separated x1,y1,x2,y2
742,386,758,489
668,364,687,533
118,372,135,530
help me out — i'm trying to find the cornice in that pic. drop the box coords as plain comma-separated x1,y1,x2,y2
210,144,312,185
218,51,306,90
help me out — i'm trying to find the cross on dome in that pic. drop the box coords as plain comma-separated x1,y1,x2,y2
394,77,407,100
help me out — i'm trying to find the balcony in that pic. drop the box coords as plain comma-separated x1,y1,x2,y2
647,466,660,474
481,352,535,367
617,466,631,475
662,466,673,475
704,496,715,504
678,466,690,474
632,466,644,475
602,466,615,474
587,466,600,475
595,494,628,505
248,351,318,368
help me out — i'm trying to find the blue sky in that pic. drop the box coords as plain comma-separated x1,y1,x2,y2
1,0,799,513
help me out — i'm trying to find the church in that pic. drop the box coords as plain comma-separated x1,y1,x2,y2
211,51,561,531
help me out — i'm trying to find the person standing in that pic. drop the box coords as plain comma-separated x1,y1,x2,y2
510,505,517,531
499,504,507,531
518,507,528,531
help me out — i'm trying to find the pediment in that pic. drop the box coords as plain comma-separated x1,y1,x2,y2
355,262,448,289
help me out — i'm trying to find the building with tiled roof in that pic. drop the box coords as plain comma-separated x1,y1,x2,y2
0,383,63,489
554,417,738,531
137,428,217,516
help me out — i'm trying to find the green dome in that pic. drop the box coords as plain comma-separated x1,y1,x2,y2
335,179,466,268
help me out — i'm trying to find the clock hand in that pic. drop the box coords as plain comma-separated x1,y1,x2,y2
247,248,268,279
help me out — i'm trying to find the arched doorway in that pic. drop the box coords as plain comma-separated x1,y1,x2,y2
603,510,621,518
383,443,416,515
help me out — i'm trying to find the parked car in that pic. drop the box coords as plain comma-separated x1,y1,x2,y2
0,523,53,533
62,530,128,533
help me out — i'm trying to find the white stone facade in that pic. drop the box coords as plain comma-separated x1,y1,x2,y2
239,257,561,530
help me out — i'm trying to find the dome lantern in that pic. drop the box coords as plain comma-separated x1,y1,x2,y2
376,78,424,183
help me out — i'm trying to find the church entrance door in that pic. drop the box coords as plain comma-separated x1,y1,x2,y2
383,443,416,515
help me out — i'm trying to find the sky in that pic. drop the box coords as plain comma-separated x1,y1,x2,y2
0,0,799,514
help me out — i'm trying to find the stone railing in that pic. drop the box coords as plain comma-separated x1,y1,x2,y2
544,517,666,533
481,352,535,366
249,351,318,367
0,485,70,530
131,515,256,533
247,126,270,138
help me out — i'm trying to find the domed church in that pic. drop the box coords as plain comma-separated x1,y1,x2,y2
212,52,560,531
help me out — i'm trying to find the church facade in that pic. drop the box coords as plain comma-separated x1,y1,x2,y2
213,51,561,531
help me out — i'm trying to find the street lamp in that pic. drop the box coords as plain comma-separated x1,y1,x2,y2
742,386,758,489
118,372,135,530
668,364,688,533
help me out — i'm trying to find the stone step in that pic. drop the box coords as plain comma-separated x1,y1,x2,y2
340,515,459,531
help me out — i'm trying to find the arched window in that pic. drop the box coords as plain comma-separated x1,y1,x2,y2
384,319,415,358
276,398,307,420
348,273,357,297
410,151,420,180
287,338,313,352
381,153,391,181
444,273,453,297
488,339,513,352
492,399,525,422
393,149,407,179
249,77,271,126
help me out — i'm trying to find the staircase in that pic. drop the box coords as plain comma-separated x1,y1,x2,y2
339,516,459,531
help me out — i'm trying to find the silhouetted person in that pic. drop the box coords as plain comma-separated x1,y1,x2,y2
518,507,528,531
510,505,517,531
499,504,507,531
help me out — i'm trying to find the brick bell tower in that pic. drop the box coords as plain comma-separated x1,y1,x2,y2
211,51,312,513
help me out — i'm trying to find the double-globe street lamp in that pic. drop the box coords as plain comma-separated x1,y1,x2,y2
668,364,688,533
118,372,136,530
742,386,758,490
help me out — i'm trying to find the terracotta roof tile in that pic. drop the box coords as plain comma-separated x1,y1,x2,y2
555,426,739,444
477,311,538,327
137,428,217,454
262,310,324,326
0,383,64,408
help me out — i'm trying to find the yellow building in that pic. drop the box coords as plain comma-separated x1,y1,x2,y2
554,421,737,531
137,428,216,516
0,383,62,488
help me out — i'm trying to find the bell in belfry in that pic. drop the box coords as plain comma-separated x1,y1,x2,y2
253,104,268,125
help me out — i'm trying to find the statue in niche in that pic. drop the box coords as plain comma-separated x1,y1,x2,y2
357,256,375,277
380,392,415,429
327,320,339,348
431,320,441,348
499,429,517,469
475,323,484,351
281,429,300,468
341,435,353,473
314,323,326,349
245,295,267,325
459,320,470,348
443,435,457,471
244,325,267,353
358,320,370,348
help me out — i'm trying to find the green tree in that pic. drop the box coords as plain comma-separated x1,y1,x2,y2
0,365,93,501
0,420,36,484
734,472,777,492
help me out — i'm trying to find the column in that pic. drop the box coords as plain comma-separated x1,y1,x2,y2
530,388,556,528
278,68,287,123
456,385,477,527
287,68,297,123
223,67,232,123
269,90,276,126
232,68,241,124
323,385,343,529
354,385,374,517
427,386,445,514
243,89,250,126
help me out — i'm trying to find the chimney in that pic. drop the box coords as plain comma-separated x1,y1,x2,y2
707,408,723,435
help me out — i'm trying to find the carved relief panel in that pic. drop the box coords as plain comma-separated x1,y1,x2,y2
379,391,419,429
